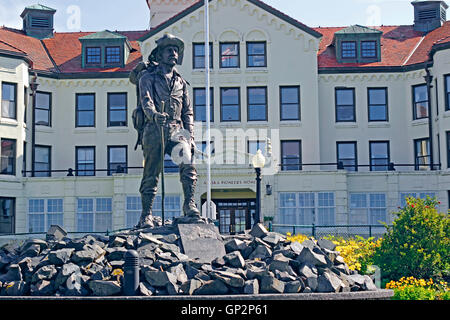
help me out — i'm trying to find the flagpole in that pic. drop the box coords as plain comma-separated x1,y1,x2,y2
204,0,212,220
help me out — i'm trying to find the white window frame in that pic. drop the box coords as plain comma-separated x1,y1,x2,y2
28,198,63,233
125,195,182,227
399,191,437,208
76,197,112,233
350,193,387,225
279,192,336,227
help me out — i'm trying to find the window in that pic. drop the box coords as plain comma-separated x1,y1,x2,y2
76,93,95,127
108,146,127,175
1,82,17,119
220,88,240,122
107,93,127,127
281,140,301,171
193,43,213,69
76,198,112,232
361,41,377,58
279,192,335,233
0,197,15,234
247,87,267,121
193,88,214,122
370,141,390,171
28,199,63,233
335,88,355,122
105,46,121,64
86,47,101,64
280,86,300,121
368,88,388,121
337,142,357,171
414,138,430,170
350,193,386,225
76,146,95,176
220,42,239,68
445,75,450,111
35,91,51,126
413,84,428,120
341,41,357,59
125,195,181,228
1,139,16,175
447,131,450,168
248,140,267,156
196,141,215,162
23,142,27,177
247,42,266,67
400,192,436,208
24,87,28,124
34,145,51,177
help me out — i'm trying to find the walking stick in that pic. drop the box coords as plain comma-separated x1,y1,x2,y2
160,101,165,226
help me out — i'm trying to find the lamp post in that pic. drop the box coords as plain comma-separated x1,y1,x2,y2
29,73,39,177
252,149,266,226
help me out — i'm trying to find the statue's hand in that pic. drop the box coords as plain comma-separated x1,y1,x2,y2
154,112,168,126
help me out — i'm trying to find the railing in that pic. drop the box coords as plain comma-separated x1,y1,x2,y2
270,223,390,238
20,161,442,177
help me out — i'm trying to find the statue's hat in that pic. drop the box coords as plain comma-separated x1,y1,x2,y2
149,34,185,65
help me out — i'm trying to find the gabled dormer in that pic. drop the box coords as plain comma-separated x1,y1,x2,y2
79,30,132,69
20,4,56,39
333,25,382,64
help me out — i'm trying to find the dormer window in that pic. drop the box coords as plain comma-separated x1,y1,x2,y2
334,25,382,64
106,47,121,64
361,41,377,58
79,30,131,69
86,47,101,65
20,4,56,39
341,41,357,59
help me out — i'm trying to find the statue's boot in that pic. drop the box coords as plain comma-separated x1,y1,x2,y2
182,181,201,217
136,193,156,228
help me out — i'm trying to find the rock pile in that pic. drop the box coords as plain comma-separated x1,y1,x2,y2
0,223,377,296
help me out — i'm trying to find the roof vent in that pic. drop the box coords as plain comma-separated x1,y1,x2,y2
20,4,56,39
412,0,448,33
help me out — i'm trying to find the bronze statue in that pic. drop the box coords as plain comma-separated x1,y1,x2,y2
130,34,201,228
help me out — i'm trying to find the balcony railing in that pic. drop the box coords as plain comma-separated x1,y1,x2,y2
19,161,442,178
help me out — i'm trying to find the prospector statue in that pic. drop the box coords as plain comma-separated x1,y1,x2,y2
130,34,200,228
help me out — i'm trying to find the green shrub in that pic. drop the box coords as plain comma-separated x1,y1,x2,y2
373,197,450,281
392,286,436,300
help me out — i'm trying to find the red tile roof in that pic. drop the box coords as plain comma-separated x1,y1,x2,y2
0,20,449,74
0,27,55,71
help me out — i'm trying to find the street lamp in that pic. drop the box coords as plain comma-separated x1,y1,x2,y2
252,149,266,226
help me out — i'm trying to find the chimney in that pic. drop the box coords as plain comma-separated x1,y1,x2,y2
145,0,198,29
20,4,56,39
412,0,448,33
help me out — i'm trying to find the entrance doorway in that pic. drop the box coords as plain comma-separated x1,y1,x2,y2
214,199,256,234
0,197,15,234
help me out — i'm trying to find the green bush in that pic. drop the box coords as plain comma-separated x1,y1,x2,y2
373,197,450,281
392,286,436,300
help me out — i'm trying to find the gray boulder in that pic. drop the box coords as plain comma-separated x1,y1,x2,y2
317,238,337,251
210,270,245,288
139,282,156,296
88,280,121,296
249,223,269,238
223,251,245,269
317,271,344,293
284,280,303,293
31,265,57,283
4,280,28,296
194,279,229,295
248,245,272,260
243,279,259,294
297,247,327,267
260,275,285,294
48,248,75,265
105,247,128,261
180,279,203,295
0,264,22,282
31,279,55,296
144,270,177,288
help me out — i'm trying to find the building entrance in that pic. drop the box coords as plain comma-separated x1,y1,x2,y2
213,199,256,235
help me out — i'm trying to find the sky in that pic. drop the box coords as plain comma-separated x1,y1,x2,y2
0,0,424,32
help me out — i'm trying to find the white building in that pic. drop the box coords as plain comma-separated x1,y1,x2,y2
0,0,449,237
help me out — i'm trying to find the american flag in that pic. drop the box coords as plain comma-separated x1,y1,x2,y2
221,45,236,62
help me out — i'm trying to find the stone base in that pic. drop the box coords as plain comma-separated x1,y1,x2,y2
172,215,212,226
